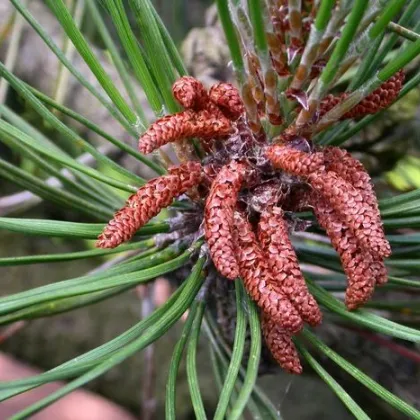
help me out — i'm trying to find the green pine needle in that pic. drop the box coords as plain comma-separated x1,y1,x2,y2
213,281,247,420
302,330,420,420
187,299,208,419
296,342,370,420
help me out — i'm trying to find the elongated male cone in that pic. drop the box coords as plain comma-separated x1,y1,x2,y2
319,70,405,120
209,82,245,120
258,207,322,326
261,314,302,374
233,211,303,333
172,76,209,110
311,193,377,309
97,162,202,249
138,110,232,154
266,144,390,259
324,146,390,266
308,170,391,259
345,70,404,119
266,144,325,176
204,161,246,280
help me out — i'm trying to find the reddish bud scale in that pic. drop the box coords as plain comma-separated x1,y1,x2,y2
263,69,283,126
266,145,325,176
308,170,391,259
245,53,266,107
97,162,202,249
209,82,245,120
233,211,303,333
172,76,209,110
138,109,233,154
248,182,287,213
261,314,302,374
258,207,322,326
241,82,264,135
319,70,405,120
271,54,291,78
311,193,376,309
204,161,247,280
270,3,289,43
267,32,290,77
309,59,327,80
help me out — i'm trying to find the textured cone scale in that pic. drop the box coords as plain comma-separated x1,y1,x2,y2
138,109,233,154
319,70,405,120
308,170,391,259
97,162,202,249
172,76,209,110
324,147,375,196
167,162,204,189
371,259,388,286
324,148,383,214
311,193,376,309
233,211,303,333
209,82,245,120
258,207,322,326
261,314,302,374
204,161,247,280
266,144,325,176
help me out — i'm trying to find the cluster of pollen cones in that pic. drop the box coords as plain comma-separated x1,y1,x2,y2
96,74,400,374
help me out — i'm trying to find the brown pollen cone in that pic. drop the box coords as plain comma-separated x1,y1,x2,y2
97,162,202,249
258,207,322,326
172,76,209,110
204,161,247,280
319,70,405,120
139,110,193,154
261,313,302,374
311,193,376,309
138,109,233,154
345,70,404,119
209,82,245,120
266,144,325,176
371,259,388,286
308,170,391,259
324,146,390,277
265,145,390,259
233,211,303,333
